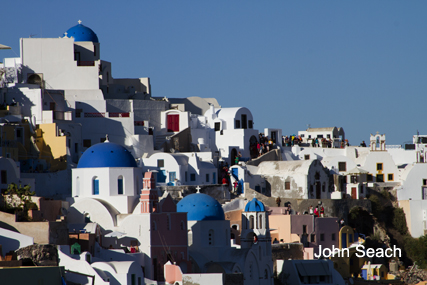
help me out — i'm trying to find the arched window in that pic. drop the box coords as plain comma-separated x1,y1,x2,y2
118,175,123,195
92,176,99,195
152,221,157,231
208,229,214,245
249,215,254,229
264,269,269,279
259,214,263,229
180,221,185,230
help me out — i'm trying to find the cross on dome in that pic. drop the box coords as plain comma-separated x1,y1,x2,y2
78,20,82,25
196,186,201,193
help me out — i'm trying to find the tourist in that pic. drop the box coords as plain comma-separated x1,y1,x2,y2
276,197,281,207
309,205,314,215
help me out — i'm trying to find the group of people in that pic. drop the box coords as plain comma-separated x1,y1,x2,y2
257,133,275,157
282,135,302,147
220,162,231,186
308,204,325,217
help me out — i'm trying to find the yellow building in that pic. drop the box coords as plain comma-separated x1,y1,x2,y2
35,123,67,171
361,263,388,280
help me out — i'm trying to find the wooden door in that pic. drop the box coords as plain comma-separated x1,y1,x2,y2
167,114,179,132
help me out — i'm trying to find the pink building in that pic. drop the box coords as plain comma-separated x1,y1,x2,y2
139,172,191,281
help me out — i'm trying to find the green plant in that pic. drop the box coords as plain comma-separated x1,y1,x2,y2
3,183,37,214
392,208,409,236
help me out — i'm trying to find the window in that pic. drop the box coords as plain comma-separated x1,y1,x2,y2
338,162,346,172
424,179,427,186
327,134,331,139
310,234,315,242
367,174,373,181
83,139,91,147
317,135,324,138
285,181,290,190
157,159,164,168
93,177,99,195
377,163,383,171
75,109,82,118
259,214,262,229
377,174,384,182
235,120,240,129
249,215,254,229
388,174,394,181
118,176,123,194
351,175,358,183
332,233,336,241
190,174,196,181
322,183,325,192
304,154,310,160
185,171,188,182
1,170,6,184
206,174,209,183
214,122,220,131
320,234,325,241
248,120,253,129
167,215,171,230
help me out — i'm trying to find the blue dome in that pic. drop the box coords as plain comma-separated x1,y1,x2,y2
77,142,137,168
177,193,225,221
245,198,265,212
64,22,99,43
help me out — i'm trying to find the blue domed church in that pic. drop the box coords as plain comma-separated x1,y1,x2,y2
177,194,273,285
71,141,142,215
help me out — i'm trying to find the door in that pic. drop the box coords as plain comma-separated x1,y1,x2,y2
241,114,247,129
271,131,277,144
157,170,166,183
341,233,347,248
351,187,357,199
167,114,179,132
230,148,237,166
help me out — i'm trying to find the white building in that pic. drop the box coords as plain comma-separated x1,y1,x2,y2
141,152,217,186
248,160,331,199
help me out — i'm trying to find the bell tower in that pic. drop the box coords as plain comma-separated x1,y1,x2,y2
140,172,158,213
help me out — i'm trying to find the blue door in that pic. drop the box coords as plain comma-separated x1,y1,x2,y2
231,168,239,180
341,233,347,248
157,170,166,183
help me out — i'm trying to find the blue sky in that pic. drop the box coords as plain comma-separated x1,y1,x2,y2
2,1,427,145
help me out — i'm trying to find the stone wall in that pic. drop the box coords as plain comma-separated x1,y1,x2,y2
243,185,371,221
246,149,282,167
159,184,231,204
15,244,58,266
